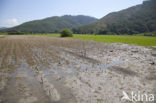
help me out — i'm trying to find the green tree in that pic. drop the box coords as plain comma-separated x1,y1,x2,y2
60,28,73,37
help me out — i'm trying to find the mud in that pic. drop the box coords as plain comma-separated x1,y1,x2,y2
0,35,155,103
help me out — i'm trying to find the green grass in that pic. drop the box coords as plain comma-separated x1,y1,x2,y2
35,34,156,46
0,35,5,38
26,33,60,37
72,34,156,46
0,37,4,38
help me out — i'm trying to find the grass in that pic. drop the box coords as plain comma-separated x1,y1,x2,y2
39,34,156,46
27,33,60,37
72,34,156,46
0,35,5,38
1,33,156,46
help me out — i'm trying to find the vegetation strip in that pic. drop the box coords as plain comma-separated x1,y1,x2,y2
19,34,156,46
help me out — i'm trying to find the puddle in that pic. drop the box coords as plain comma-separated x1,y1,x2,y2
33,55,77,103
0,60,51,103
60,52,122,75
40,67,77,103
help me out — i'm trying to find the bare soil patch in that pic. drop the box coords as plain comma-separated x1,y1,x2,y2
0,35,155,103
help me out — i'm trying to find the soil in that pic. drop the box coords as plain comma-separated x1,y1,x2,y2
0,35,155,103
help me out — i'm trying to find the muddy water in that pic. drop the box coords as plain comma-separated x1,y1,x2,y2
0,59,76,103
0,35,77,103
41,67,76,103
0,60,51,103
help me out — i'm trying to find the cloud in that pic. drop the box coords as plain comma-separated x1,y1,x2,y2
0,18,19,27
6,18,19,27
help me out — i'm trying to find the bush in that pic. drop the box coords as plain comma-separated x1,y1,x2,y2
7,31,24,35
60,29,73,37
143,32,156,36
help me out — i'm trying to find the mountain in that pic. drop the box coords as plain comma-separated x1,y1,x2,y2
73,0,156,34
0,27,7,30
2,15,97,33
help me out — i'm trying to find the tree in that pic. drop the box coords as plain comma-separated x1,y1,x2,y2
60,28,73,37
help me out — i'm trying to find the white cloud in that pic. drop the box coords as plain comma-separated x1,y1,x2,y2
0,18,19,27
6,18,19,27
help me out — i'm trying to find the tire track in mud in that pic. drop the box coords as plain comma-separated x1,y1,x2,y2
29,41,110,103
0,39,18,92
36,45,101,103
0,60,51,103
21,37,76,103
30,46,77,103
0,37,77,103
0,38,30,102
0,40,12,69
0,40,8,66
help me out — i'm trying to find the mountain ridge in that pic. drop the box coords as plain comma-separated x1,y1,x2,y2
0,27,7,30
2,15,97,33
73,0,156,34
1,0,156,35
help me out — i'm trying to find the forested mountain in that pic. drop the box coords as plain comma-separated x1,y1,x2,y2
1,15,97,33
1,0,155,35
73,0,156,34
0,27,6,30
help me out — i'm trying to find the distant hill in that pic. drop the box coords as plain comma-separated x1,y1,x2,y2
0,27,7,30
73,0,156,34
2,15,97,33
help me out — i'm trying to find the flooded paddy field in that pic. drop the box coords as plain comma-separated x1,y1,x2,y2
0,35,155,103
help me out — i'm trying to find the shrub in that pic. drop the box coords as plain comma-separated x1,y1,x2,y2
60,29,73,37
7,31,24,35
144,32,156,36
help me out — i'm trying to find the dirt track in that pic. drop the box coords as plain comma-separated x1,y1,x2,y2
0,35,155,103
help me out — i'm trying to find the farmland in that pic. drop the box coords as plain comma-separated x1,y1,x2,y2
23,33,156,46
0,0,156,102
73,34,156,46
0,35,155,103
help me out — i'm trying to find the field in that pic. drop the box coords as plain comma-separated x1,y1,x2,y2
21,33,156,46
0,35,155,103
1,33,156,46
73,34,156,46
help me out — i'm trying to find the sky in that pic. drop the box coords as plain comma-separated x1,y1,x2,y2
0,0,144,27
